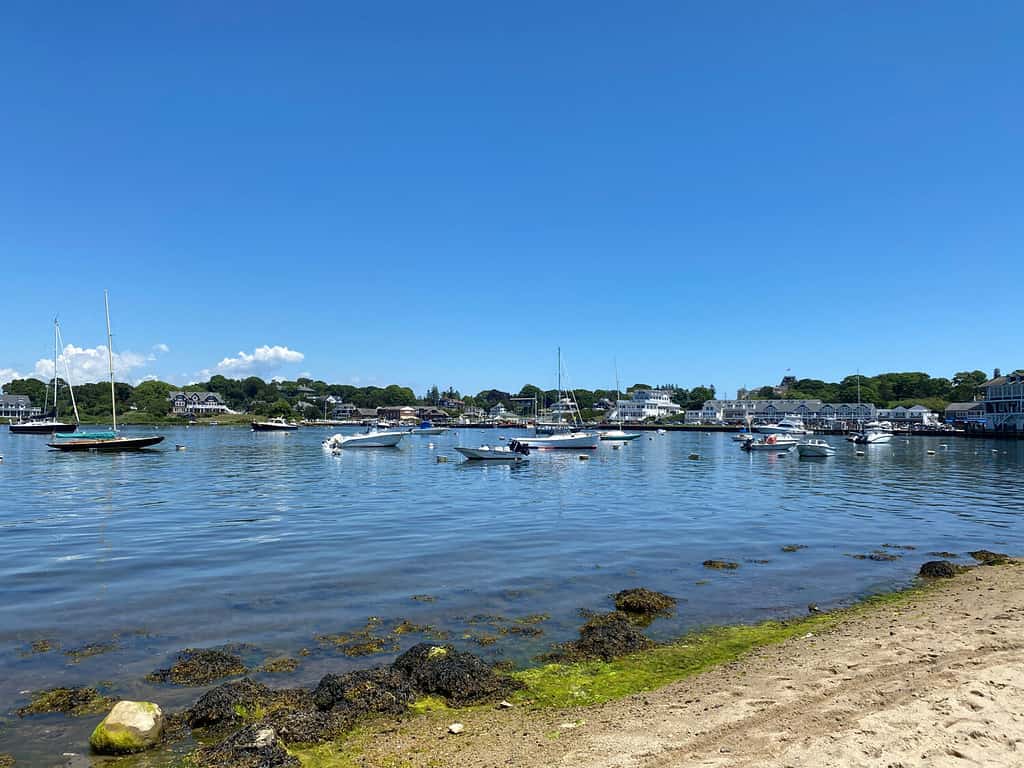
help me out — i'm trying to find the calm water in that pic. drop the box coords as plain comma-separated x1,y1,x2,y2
1,425,1021,764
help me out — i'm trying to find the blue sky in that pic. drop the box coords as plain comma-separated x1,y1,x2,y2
2,2,1020,397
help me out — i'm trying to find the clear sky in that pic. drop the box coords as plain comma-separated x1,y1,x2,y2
2,2,1020,397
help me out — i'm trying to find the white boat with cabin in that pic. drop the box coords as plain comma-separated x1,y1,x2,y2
323,429,405,449
754,416,811,435
797,439,836,457
455,439,530,462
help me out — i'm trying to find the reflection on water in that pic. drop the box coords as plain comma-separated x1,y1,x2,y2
0,426,1021,763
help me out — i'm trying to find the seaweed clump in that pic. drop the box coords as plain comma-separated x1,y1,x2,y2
703,560,739,570
148,648,247,686
969,549,1011,565
0,753,13,768
259,657,299,674
190,724,299,768
186,678,272,728
393,643,523,706
17,686,116,717
553,612,654,662
613,588,676,617
313,667,414,717
919,560,957,579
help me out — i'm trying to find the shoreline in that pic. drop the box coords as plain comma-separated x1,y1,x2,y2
297,560,1023,767
4,560,1020,767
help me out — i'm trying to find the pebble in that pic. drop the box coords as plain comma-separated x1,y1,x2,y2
448,723,464,734
499,700,513,709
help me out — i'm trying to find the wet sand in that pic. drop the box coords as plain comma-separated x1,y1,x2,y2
352,561,1024,767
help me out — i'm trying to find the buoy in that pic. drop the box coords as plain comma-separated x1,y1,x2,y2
855,450,866,456
612,444,620,450
927,450,936,455
175,444,186,451
578,454,590,460
499,436,506,440
436,455,448,463
689,453,700,460
427,442,434,449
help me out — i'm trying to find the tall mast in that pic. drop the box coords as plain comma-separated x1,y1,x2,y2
57,320,80,424
53,318,59,417
105,290,117,431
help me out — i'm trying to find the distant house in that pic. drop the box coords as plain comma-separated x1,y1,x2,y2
976,369,1024,432
378,405,418,422
354,407,380,422
0,394,42,420
168,391,229,416
439,398,465,411
685,410,703,424
945,402,986,424
701,399,876,424
488,403,508,418
876,405,939,426
294,385,317,399
416,406,449,423
616,390,681,421
330,401,358,419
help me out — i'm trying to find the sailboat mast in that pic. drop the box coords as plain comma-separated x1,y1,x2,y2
57,320,81,424
53,318,59,417
104,290,117,432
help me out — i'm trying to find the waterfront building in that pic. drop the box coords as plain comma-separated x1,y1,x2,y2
944,402,986,424
439,397,465,411
976,369,1024,431
0,394,42,420
354,407,380,422
875,405,939,426
685,410,703,424
168,391,229,416
377,405,418,423
615,390,682,421
488,403,509,418
701,399,876,424
330,401,358,418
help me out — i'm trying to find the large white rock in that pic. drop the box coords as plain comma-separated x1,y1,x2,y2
90,701,164,755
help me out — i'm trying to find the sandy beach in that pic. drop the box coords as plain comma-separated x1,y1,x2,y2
342,561,1024,768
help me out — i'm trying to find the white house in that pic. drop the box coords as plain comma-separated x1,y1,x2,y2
701,399,876,424
0,394,42,420
876,405,939,426
975,369,1024,431
615,390,681,421
168,391,229,416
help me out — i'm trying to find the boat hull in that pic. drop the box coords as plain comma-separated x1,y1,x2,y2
10,422,78,434
598,431,642,441
48,436,165,452
517,432,599,449
325,432,405,448
797,442,836,457
454,446,528,461
743,442,795,452
251,421,299,431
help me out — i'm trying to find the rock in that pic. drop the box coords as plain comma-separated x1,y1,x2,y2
703,560,739,570
499,700,513,709
89,701,164,755
393,643,523,706
258,707,350,745
612,588,677,617
557,612,653,662
781,545,807,553
190,724,299,768
148,648,247,686
0,754,13,768
258,657,299,674
16,686,115,717
919,560,957,578
312,667,415,716
807,603,821,613
969,549,1010,565
186,678,271,728
448,722,464,734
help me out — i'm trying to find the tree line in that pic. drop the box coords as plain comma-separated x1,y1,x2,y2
2,370,990,422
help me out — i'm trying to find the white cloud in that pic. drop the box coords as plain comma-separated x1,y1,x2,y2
0,367,25,384
153,343,170,354
200,345,305,380
34,344,150,385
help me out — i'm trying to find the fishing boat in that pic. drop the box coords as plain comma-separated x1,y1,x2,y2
797,439,836,457
10,320,79,434
455,439,530,462
408,421,448,435
741,434,797,452
49,292,165,452
322,428,405,449
251,417,299,431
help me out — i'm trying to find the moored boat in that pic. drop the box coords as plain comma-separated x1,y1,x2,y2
455,440,530,462
517,431,599,449
10,420,77,434
754,416,811,435
797,439,836,457
252,417,299,431
11,319,80,435
409,421,448,435
598,429,642,441
323,429,405,449
741,434,797,452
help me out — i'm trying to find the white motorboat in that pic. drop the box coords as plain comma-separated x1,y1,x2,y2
852,427,892,445
517,432,599,449
252,417,299,431
732,432,754,442
455,440,530,462
797,439,836,457
741,434,797,452
754,416,810,435
598,429,642,441
323,429,405,449
408,420,448,435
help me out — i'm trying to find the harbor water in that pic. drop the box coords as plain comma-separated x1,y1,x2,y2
1,425,1021,764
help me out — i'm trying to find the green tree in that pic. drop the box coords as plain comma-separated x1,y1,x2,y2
134,380,174,418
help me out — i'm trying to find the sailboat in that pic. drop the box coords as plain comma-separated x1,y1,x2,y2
599,360,642,441
9,320,79,434
48,291,165,452
517,349,599,449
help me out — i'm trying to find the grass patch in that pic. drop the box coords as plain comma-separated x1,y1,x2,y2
511,584,930,709
408,695,449,714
